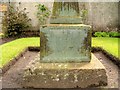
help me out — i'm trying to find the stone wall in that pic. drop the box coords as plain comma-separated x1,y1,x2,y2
13,2,118,32
86,2,118,32
13,2,53,31
0,4,8,33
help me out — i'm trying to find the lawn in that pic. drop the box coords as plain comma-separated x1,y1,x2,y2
0,37,119,68
0,37,40,68
92,37,119,59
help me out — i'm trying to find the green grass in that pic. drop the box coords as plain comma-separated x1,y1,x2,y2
0,37,119,68
0,37,40,68
92,37,119,59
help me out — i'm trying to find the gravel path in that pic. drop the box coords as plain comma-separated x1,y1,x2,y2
94,52,119,88
2,51,120,89
2,51,39,88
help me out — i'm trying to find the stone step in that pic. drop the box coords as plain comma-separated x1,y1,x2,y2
22,54,107,88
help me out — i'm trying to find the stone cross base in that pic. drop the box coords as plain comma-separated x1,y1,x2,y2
22,54,107,88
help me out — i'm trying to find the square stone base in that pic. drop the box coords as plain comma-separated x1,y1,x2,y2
40,24,91,63
22,54,107,88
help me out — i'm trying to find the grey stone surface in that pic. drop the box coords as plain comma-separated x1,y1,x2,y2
40,24,91,63
50,17,82,24
22,54,107,88
50,1,82,24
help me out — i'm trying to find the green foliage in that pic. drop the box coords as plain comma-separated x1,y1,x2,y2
81,9,88,18
0,33,4,38
2,4,31,37
94,32,120,37
36,4,50,25
80,9,88,23
0,37,40,67
109,32,120,37
94,32,109,37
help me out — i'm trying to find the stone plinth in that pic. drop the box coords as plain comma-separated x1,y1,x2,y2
40,24,91,63
22,54,107,88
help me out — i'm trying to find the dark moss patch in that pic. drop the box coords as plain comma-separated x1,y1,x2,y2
28,46,40,52
40,32,52,59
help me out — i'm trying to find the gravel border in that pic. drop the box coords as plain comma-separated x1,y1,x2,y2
92,47,120,68
1,46,40,75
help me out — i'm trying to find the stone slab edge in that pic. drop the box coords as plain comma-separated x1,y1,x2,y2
22,53,107,88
